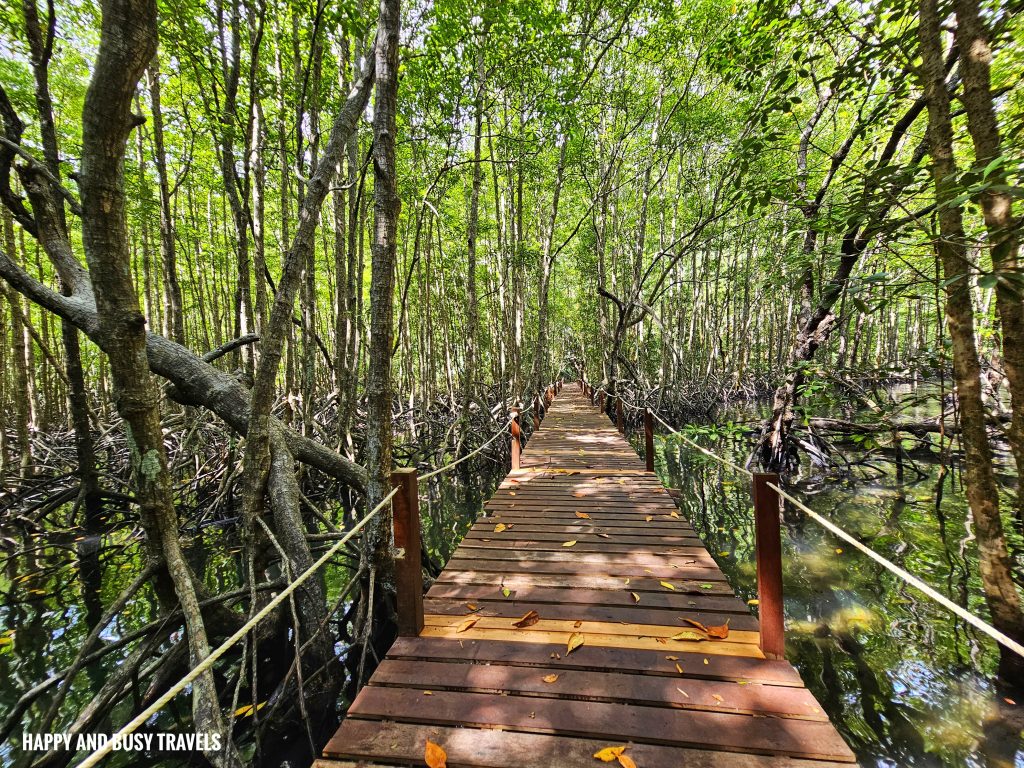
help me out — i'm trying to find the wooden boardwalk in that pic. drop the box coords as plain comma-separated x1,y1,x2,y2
318,388,856,767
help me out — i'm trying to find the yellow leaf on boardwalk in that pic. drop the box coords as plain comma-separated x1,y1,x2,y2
425,739,447,768
593,745,626,762
670,630,706,641
563,540,577,547
660,581,675,590
575,511,591,519
494,523,507,533
542,674,559,683
567,632,585,655
631,592,640,603
617,755,638,768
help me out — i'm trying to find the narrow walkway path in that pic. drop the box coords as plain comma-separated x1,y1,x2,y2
318,388,856,767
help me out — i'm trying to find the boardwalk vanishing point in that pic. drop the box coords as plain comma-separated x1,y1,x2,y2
317,385,856,767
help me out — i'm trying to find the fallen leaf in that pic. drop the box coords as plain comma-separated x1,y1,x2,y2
512,610,540,628
563,540,578,547
703,658,709,665
660,581,676,591
665,655,678,660
631,592,641,603
509,491,516,496
700,583,713,590
494,523,507,533
542,674,559,683
457,617,479,633
425,739,447,768
575,511,591,519
597,533,611,539
466,603,478,611
617,755,637,768
835,548,843,554
593,745,627,762
567,632,585,655
645,515,654,522
682,618,709,633
670,630,706,642
550,652,561,659
502,587,513,598
655,637,667,644
712,694,725,703
574,620,583,628
675,662,684,674
705,620,730,639
670,510,680,518
677,687,689,697
423,690,433,695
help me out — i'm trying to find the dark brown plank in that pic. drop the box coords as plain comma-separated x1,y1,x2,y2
347,687,856,761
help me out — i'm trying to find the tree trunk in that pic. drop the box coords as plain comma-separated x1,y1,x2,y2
919,0,1024,689
78,0,237,760
953,0,1024,524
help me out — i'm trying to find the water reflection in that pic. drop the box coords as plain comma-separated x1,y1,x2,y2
654,417,1023,767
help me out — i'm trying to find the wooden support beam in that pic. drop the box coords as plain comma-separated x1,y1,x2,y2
391,468,423,637
510,408,521,470
752,472,785,660
644,408,655,473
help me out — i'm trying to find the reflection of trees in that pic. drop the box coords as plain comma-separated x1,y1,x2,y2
655,429,1019,766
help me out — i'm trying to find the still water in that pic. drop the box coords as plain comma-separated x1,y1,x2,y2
2,398,1023,766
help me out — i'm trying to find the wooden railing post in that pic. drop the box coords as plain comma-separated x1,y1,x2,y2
752,472,785,659
391,468,424,637
616,397,624,433
644,408,655,473
510,409,521,470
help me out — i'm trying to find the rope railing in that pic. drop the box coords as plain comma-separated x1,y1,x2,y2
75,380,565,768
597,382,1024,662
76,485,400,768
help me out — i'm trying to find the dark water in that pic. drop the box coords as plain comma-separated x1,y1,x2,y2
648,393,1024,768
3,394,1024,767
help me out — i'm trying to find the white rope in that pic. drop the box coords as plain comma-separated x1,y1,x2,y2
74,486,399,768
420,417,514,481
767,481,1024,660
644,401,1024,661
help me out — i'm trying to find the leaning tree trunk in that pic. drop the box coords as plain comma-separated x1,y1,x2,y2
920,0,1024,689
78,0,236,762
953,0,1024,525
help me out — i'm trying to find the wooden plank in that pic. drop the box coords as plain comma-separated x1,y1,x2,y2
324,721,856,768
369,659,828,719
445,557,728,579
422,597,761,630
384,636,804,685
346,688,855,761
435,571,737,594
425,583,754,614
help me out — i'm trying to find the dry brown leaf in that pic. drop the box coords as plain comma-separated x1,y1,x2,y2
456,617,479,633
466,603,478,611
425,739,447,768
575,511,591,519
567,632,585,655
542,674,559,683
617,754,638,768
712,694,725,703
593,745,627,762
597,533,611,539
512,610,540,628
573,620,583,628
705,620,730,639
669,510,680,518
682,618,709,633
